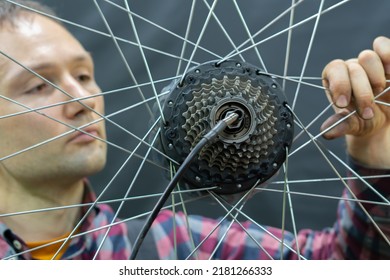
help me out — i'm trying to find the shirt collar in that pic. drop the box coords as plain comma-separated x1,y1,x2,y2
0,180,101,260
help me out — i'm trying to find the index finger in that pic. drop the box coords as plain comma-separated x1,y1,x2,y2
373,36,390,75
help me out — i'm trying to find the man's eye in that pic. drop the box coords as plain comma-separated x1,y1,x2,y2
78,74,91,82
25,83,50,94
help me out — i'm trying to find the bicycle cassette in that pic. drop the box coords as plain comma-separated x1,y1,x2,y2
158,60,293,194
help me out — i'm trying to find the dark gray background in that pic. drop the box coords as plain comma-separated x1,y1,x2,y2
33,0,389,231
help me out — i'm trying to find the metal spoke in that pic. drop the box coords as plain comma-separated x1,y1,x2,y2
0,78,176,120
202,0,245,62
180,0,219,85
227,203,306,259
170,163,199,259
293,103,333,144
51,127,160,259
291,0,325,110
2,0,389,261
176,0,197,76
290,85,390,157
0,49,176,166
6,0,195,64
103,0,223,61
326,149,390,205
219,0,351,63
232,0,267,70
3,194,206,260
0,186,217,219
257,71,325,90
270,174,390,187
92,126,161,259
185,182,258,260
258,187,390,207
282,0,297,91
207,191,273,260
0,94,176,169
93,0,154,119
376,100,390,107
282,148,302,259
286,104,390,249
177,188,199,259
171,189,179,259
122,0,165,123
219,0,305,64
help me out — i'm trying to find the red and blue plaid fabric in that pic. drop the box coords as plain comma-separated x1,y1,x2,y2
1,158,389,259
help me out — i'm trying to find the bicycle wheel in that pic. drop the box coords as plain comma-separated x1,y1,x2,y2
0,0,389,260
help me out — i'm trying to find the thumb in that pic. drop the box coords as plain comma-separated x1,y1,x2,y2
320,112,360,140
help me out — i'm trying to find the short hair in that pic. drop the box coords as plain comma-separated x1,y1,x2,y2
0,0,57,28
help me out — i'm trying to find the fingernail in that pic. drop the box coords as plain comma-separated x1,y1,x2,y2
362,107,374,119
336,95,348,108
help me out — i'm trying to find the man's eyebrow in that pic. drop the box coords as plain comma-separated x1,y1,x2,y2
28,53,93,70
71,52,94,64
11,53,94,80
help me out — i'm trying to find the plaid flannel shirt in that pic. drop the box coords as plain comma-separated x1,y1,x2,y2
1,158,389,259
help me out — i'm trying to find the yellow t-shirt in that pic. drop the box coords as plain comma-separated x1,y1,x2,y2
26,233,71,260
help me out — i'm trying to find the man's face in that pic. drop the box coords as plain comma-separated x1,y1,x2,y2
0,13,107,185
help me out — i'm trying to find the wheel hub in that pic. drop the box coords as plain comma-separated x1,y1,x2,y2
158,60,293,194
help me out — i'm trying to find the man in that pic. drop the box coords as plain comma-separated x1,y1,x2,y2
0,1,389,259
0,1,114,260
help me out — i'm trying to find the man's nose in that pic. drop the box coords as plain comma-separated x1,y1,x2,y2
61,76,97,119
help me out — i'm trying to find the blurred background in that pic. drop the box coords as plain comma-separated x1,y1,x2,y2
33,0,389,231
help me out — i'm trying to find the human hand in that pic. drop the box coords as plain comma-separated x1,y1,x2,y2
321,36,390,168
